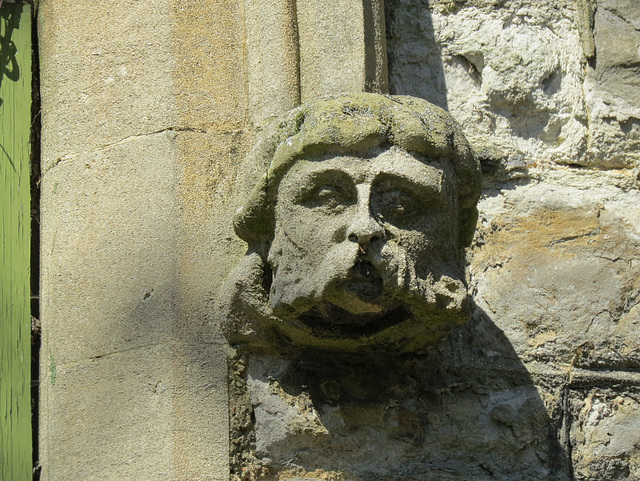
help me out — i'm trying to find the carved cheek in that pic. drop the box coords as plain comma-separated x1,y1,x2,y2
386,229,429,255
305,204,354,245
278,201,353,249
382,211,455,262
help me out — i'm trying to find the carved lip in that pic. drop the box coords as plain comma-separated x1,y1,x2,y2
298,304,410,335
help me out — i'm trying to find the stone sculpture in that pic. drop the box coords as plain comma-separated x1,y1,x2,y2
221,93,481,353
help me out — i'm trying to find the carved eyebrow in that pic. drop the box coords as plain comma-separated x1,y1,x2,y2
290,168,356,203
297,168,355,186
372,170,446,200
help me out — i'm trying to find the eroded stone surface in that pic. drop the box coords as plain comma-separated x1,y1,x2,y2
220,93,481,353
387,0,640,170
228,342,569,481
385,4,640,477
387,0,588,169
470,173,640,368
584,0,640,168
570,388,640,480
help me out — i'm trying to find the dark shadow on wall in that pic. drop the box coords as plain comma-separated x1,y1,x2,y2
385,0,448,110
235,301,572,481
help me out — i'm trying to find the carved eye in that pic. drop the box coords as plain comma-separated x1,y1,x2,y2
371,175,443,229
294,171,356,212
376,189,420,224
315,186,344,209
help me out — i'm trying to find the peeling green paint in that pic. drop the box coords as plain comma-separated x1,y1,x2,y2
0,3,33,481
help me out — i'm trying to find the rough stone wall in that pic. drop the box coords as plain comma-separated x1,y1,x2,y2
220,2,639,480
387,0,640,478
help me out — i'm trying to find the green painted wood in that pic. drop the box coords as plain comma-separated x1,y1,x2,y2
0,3,32,481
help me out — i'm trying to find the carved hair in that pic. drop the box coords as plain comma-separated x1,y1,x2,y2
234,93,482,253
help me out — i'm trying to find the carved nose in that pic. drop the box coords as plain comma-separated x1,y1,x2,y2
347,209,384,246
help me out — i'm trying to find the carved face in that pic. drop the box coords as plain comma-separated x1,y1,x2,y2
220,93,481,351
267,146,466,334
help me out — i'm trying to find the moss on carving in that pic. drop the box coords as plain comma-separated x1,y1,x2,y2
235,93,481,251
220,93,482,354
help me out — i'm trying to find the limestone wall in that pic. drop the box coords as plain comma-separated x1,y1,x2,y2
38,0,639,480
387,0,640,478
37,1,242,478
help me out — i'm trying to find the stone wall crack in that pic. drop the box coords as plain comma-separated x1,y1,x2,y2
42,127,207,177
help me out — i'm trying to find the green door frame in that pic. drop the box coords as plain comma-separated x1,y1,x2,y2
1,2,33,480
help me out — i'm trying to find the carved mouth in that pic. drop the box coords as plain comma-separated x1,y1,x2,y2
298,304,410,335
344,260,383,301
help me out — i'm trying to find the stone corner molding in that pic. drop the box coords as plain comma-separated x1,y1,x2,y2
218,93,482,354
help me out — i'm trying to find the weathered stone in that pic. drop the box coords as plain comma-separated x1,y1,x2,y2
39,343,228,481
38,1,245,479
39,345,177,481
583,0,640,168
37,0,640,479
172,0,247,131
387,0,591,169
228,348,568,480
40,132,180,365
243,0,300,127
38,0,176,172
570,388,640,480
220,93,481,353
297,0,388,100
176,129,252,346
470,171,640,368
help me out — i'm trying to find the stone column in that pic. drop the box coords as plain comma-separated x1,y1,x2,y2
296,0,388,100
243,0,301,127
243,0,389,127
38,0,391,479
37,1,245,479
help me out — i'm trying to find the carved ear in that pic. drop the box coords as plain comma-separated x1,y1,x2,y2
232,175,275,249
232,109,310,248
459,206,479,248
217,251,273,345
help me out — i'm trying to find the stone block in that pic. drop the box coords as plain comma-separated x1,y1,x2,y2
470,176,640,368
243,0,300,126
386,0,589,169
570,388,640,480
40,132,180,366
233,353,567,480
583,0,640,168
39,342,229,481
176,130,252,344
40,345,176,480
38,0,176,171
172,0,247,132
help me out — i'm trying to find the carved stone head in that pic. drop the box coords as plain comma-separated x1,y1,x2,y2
220,93,481,353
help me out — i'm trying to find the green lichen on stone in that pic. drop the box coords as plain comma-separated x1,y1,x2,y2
236,93,481,250
221,93,482,355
